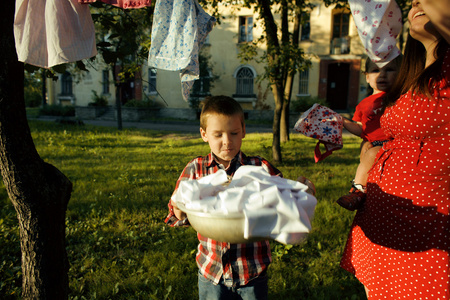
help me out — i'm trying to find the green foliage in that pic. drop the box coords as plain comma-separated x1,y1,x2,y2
291,96,330,113
0,121,365,299
24,69,44,107
40,105,75,117
26,107,41,118
123,99,157,108
88,90,109,107
90,3,154,81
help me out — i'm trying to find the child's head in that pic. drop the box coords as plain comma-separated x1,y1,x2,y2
200,96,246,167
365,55,402,94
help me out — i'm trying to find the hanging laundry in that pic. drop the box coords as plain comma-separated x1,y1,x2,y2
14,0,98,68
78,0,151,9
348,0,403,67
148,0,216,101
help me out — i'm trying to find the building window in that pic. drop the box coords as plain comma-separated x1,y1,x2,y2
102,70,110,94
191,71,212,97
235,66,255,97
239,16,253,43
61,72,72,95
331,11,351,54
301,13,311,41
148,68,157,94
298,69,309,95
332,13,350,39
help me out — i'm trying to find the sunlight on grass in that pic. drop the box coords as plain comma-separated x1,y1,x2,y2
0,120,366,299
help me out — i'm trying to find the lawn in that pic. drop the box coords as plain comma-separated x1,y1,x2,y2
0,120,366,299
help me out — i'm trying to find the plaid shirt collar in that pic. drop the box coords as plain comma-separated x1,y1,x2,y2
207,151,245,172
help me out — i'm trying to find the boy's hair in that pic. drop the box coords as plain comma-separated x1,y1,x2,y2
200,95,245,130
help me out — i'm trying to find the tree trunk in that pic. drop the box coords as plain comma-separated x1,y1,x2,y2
1,1,72,298
280,77,293,143
272,84,283,163
280,1,302,143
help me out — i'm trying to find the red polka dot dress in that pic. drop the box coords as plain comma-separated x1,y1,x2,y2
341,48,450,299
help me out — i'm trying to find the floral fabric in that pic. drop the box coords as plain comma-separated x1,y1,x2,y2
348,0,403,67
294,104,344,162
148,0,216,101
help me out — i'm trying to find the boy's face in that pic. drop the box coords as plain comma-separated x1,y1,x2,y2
200,113,245,167
365,60,399,94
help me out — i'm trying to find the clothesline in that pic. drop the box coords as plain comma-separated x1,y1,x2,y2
13,0,215,101
13,0,403,101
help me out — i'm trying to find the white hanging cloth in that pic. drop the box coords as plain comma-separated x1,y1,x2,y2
14,0,98,68
348,0,403,67
148,0,216,101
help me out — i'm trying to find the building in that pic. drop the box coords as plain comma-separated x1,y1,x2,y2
45,1,369,119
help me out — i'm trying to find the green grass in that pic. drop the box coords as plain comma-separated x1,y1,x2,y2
0,120,365,299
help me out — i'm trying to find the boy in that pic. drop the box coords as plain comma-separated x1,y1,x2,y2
337,56,401,210
165,95,313,300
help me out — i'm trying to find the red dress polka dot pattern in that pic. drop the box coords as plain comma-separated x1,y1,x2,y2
341,48,450,299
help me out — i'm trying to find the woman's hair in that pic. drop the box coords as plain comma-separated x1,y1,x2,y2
200,95,244,130
385,33,449,107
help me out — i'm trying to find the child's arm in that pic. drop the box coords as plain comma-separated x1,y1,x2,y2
342,118,363,137
165,159,199,227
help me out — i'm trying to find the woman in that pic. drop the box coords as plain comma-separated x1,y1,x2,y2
340,1,450,299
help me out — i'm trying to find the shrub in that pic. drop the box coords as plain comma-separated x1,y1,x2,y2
24,90,42,108
291,96,329,113
88,90,109,107
40,104,75,117
123,99,158,108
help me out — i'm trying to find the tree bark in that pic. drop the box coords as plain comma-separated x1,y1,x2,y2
272,85,283,163
1,1,72,298
280,1,302,143
258,0,283,162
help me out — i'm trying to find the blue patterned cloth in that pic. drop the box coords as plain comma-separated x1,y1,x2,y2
148,0,216,101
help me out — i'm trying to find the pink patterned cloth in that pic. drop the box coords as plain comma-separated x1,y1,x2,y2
348,0,403,67
78,0,151,9
294,104,344,163
14,0,97,68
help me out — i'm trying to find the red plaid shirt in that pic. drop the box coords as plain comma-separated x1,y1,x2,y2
165,151,282,287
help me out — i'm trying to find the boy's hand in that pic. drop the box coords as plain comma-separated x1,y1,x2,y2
297,176,316,196
171,200,187,221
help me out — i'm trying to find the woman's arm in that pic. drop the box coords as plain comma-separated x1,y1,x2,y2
422,0,450,44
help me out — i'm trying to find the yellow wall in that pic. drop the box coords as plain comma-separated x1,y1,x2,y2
54,1,371,110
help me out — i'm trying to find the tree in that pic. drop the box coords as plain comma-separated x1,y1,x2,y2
206,0,313,162
91,3,154,130
207,0,412,163
0,2,72,298
1,2,154,298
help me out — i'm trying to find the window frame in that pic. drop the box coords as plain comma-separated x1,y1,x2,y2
233,65,256,98
300,13,311,41
148,68,157,95
102,70,110,95
61,72,73,96
238,16,253,43
297,69,310,96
